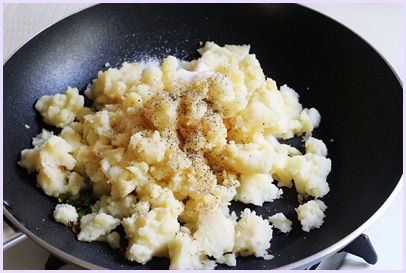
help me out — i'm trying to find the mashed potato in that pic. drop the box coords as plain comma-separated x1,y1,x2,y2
53,203,78,226
268,212,292,233
18,42,331,269
296,200,327,232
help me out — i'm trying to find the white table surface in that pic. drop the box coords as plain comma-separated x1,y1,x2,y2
2,3,404,270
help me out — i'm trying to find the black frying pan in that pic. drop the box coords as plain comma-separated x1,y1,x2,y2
3,4,403,270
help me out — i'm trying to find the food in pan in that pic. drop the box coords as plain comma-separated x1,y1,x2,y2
18,42,331,269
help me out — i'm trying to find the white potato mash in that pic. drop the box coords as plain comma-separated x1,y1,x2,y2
19,42,331,269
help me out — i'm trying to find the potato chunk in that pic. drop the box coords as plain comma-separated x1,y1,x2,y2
35,87,84,127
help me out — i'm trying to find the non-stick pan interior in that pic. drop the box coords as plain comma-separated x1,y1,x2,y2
3,4,403,270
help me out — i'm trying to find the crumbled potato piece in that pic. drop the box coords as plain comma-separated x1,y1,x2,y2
168,227,216,270
20,134,85,197
78,212,120,242
92,194,137,219
305,136,328,156
193,206,235,259
296,200,327,232
35,87,84,128
235,174,282,206
269,213,292,233
122,207,180,264
234,209,273,259
53,204,78,226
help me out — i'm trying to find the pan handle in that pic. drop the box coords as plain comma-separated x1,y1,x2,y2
340,233,378,265
3,217,27,250
308,234,378,270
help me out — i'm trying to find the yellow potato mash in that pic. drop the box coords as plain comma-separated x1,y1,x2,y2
18,42,331,269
